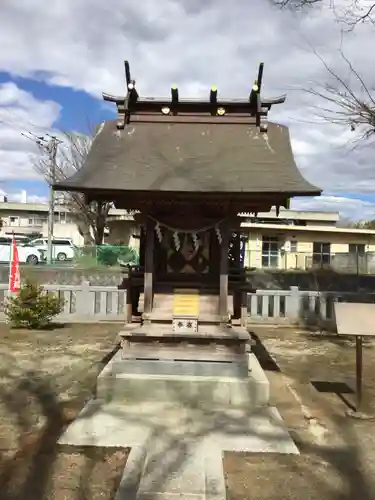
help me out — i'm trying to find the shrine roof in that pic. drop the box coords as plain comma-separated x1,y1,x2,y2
56,119,319,195
54,60,320,199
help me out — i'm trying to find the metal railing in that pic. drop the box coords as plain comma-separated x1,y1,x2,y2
244,250,375,274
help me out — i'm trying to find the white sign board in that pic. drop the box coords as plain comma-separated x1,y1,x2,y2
334,303,375,337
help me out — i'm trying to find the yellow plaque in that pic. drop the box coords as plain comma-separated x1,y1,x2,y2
173,289,199,317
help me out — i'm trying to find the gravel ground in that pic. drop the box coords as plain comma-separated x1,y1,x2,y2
3,322,375,499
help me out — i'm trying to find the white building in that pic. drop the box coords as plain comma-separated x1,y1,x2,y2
0,197,138,247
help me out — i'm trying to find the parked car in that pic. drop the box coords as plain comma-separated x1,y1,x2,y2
27,238,76,261
0,237,43,265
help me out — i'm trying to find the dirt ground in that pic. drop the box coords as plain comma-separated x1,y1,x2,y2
225,326,375,500
2,322,375,499
0,322,126,500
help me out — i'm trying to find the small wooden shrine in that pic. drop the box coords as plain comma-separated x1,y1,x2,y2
56,61,320,365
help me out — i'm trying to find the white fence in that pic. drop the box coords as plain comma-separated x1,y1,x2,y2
0,282,371,325
246,287,339,326
0,282,126,323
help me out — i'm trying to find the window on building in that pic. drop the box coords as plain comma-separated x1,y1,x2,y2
28,218,33,225
34,217,47,225
312,242,331,266
290,240,298,253
9,216,19,226
349,244,365,255
262,236,279,268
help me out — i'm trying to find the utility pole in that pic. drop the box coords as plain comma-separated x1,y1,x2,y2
46,137,59,264
24,133,62,265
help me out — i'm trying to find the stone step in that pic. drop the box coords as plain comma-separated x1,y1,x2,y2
119,323,250,341
96,351,269,409
110,359,248,378
121,346,246,363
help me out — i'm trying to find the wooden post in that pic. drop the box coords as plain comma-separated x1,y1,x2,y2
355,335,363,412
219,221,230,323
143,217,154,317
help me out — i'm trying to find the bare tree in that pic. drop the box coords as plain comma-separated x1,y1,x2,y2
273,0,375,27
271,0,375,139
34,130,112,245
304,47,375,140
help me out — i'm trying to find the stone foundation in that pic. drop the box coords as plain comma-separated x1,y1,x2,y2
96,351,269,410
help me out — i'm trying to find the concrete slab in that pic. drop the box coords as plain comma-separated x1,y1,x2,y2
60,399,298,500
58,400,152,447
137,439,206,500
114,446,147,500
59,400,298,454
204,451,226,500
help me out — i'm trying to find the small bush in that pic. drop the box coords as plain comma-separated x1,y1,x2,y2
5,279,65,329
96,245,138,267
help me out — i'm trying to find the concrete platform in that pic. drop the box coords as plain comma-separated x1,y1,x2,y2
96,351,269,409
59,400,299,452
59,400,299,500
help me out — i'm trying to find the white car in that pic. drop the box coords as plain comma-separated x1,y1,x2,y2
0,237,43,265
28,238,76,261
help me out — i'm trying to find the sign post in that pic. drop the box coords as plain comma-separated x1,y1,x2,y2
334,302,375,419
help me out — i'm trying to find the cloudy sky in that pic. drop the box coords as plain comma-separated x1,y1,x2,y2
0,0,374,220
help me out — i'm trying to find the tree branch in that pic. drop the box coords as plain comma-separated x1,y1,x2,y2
272,0,375,27
303,48,375,138
33,128,112,245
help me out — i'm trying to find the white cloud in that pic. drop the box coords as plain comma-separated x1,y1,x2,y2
0,188,47,204
0,0,374,219
0,82,61,180
292,195,375,221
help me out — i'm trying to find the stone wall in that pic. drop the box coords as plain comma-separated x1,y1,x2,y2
1,265,375,292
0,265,124,286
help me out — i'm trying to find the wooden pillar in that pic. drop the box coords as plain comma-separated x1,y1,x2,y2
232,232,241,320
139,226,145,267
143,217,154,317
219,221,230,322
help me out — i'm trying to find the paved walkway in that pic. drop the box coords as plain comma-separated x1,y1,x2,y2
59,400,298,499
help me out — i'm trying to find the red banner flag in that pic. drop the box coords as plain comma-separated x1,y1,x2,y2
9,235,20,293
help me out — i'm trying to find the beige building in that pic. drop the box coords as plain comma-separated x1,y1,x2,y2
1,197,374,272
240,208,375,271
0,197,138,247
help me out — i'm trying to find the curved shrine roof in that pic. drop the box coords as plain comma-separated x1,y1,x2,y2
56,119,320,196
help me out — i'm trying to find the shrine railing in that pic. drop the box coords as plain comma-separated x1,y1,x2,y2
0,282,374,326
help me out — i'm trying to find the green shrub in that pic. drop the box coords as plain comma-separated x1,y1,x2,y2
97,245,119,266
5,279,65,329
96,245,138,267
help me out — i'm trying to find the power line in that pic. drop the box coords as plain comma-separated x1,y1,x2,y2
24,133,63,264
